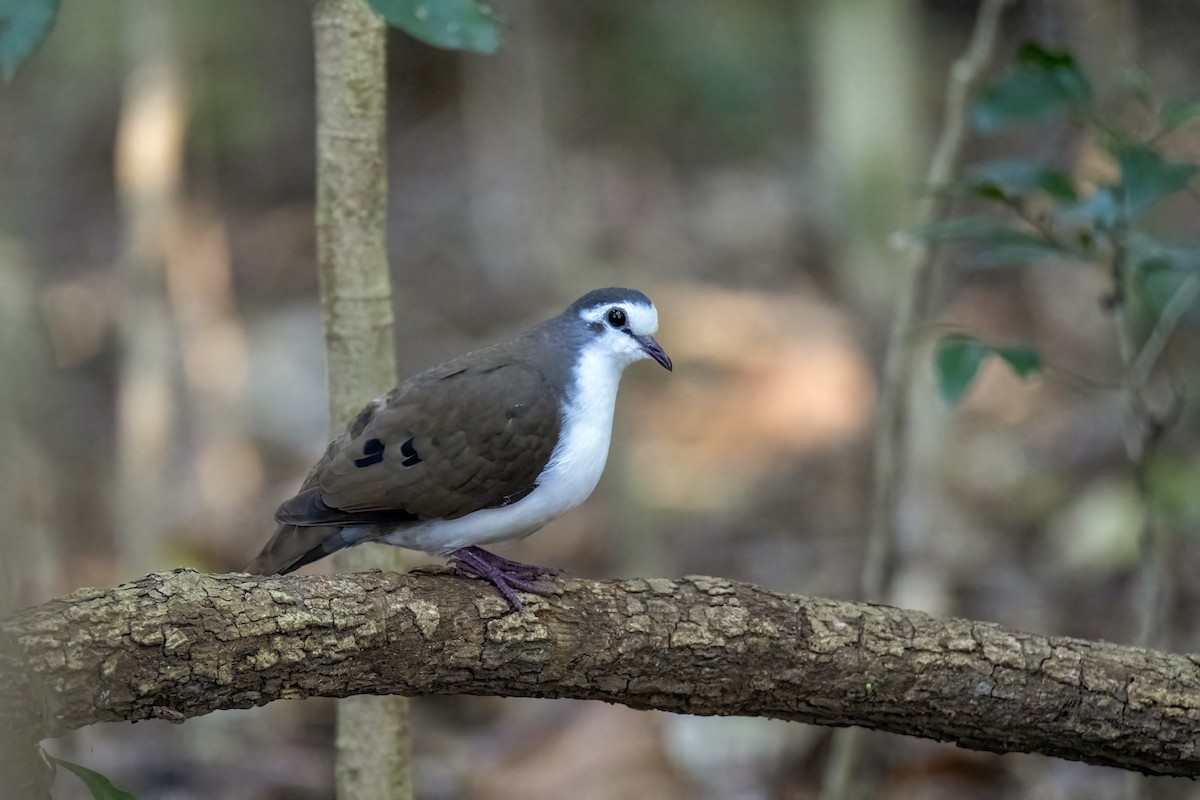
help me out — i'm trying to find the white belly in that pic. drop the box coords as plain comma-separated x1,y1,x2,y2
379,346,622,554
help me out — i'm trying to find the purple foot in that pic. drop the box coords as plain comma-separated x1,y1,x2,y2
449,546,562,611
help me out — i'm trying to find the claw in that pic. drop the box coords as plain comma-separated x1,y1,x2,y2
449,546,561,611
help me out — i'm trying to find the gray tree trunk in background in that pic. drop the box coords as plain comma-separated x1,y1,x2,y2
0,245,57,615
113,0,186,580
312,0,413,797
810,0,922,324
0,250,56,800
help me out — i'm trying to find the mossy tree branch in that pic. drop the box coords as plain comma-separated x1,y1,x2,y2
2,569,1198,779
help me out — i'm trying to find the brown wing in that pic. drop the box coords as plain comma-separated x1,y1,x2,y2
275,359,561,527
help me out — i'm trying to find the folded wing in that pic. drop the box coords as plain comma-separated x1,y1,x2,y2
275,358,562,528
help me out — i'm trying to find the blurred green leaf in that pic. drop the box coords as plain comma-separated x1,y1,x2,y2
51,757,138,800
0,0,61,83
935,335,1042,406
1160,98,1200,134
368,0,500,53
1058,188,1119,231
911,216,1065,268
1129,233,1200,273
1036,173,1077,203
1116,145,1198,216
963,182,1010,203
995,345,1042,377
910,216,1016,242
966,159,1078,202
973,42,1092,132
935,335,990,405
1014,41,1085,76
1133,258,1188,314
970,231,1066,268
1128,236,1200,315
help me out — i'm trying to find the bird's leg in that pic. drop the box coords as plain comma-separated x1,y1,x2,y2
475,549,565,579
448,546,561,610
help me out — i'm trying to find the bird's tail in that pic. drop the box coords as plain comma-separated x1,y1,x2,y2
246,524,356,575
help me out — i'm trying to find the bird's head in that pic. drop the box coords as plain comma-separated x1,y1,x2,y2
569,288,672,372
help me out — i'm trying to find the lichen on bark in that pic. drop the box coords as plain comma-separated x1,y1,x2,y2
3,568,1199,780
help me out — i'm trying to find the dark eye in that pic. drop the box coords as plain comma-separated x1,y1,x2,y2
607,307,627,328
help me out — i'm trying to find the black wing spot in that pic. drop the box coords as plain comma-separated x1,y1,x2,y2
354,438,385,468
400,436,422,467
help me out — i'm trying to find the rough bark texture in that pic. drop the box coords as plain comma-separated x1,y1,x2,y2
2,569,1199,778
312,0,410,797
313,0,395,426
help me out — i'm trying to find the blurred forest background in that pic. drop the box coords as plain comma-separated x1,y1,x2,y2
4,0,1200,798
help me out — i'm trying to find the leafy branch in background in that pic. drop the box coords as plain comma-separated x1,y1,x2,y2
934,334,1040,405
0,0,500,84
925,42,1200,648
927,42,1200,404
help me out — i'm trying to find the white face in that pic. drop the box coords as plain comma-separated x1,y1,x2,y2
577,301,661,367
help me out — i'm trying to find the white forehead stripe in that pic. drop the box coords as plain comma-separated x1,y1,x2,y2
625,303,659,335
580,302,659,335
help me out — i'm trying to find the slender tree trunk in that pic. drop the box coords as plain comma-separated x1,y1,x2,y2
113,0,186,580
312,1,412,797
0,245,55,796
821,2,1014,797
0,247,57,616
809,0,922,322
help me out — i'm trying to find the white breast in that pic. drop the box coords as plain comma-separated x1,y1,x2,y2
379,343,624,555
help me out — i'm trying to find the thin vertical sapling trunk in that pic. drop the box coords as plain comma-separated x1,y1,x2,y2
312,0,412,797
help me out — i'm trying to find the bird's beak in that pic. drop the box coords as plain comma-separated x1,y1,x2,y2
635,335,673,371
